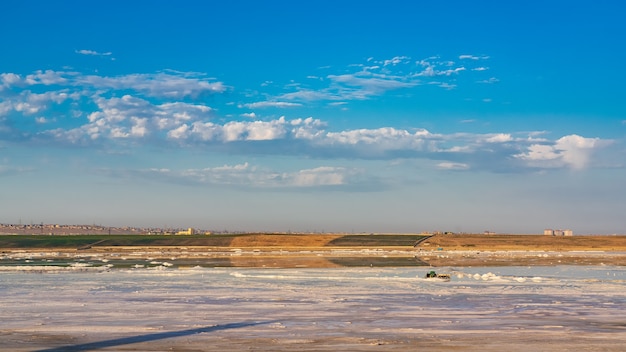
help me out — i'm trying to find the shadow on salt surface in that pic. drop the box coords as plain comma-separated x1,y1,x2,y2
34,321,275,352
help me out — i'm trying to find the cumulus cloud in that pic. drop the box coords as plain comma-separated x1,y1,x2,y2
24,70,69,85
2,71,72,89
2,77,611,174
515,134,607,170
325,127,427,146
32,96,611,173
484,133,512,143
241,112,257,119
49,95,214,143
1,61,615,175
0,90,76,117
165,116,325,144
1,73,22,88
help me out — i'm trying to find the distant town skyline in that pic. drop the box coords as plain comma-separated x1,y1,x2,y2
1,222,611,236
1,1,625,234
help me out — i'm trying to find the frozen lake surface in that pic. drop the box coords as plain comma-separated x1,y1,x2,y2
1,265,625,351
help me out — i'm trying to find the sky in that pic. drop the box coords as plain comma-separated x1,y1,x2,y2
1,1,625,234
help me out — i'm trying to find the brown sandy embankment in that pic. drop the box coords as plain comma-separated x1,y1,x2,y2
3,233,626,267
418,234,626,251
415,234,626,266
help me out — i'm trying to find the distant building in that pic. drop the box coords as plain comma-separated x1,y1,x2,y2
176,228,195,235
544,228,573,236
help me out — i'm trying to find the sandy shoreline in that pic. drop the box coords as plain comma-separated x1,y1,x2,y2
3,234,626,268
3,246,626,268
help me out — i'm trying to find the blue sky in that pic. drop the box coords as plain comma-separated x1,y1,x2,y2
1,1,625,234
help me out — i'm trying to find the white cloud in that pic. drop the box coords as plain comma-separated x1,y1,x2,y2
130,117,148,137
26,92,613,173
459,55,489,60
472,67,489,71
220,121,248,142
75,49,113,56
515,134,605,170
290,117,326,140
484,133,512,143
35,117,53,124
80,72,226,99
167,124,189,140
1,70,227,101
318,127,438,158
163,116,298,143
274,71,419,103
290,166,346,186
185,122,219,141
246,119,288,140
383,56,410,66
435,67,466,76
329,73,417,93
3,62,617,175
1,73,22,88
52,95,214,143
556,135,603,169
24,70,69,85
241,112,257,119
134,162,357,188
0,90,75,116
250,56,469,106
277,89,338,102
477,77,499,84
243,101,302,108
431,82,456,90
437,162,470,170
326,127,416,145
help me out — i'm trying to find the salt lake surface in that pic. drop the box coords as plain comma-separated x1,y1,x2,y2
1,264,625,351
